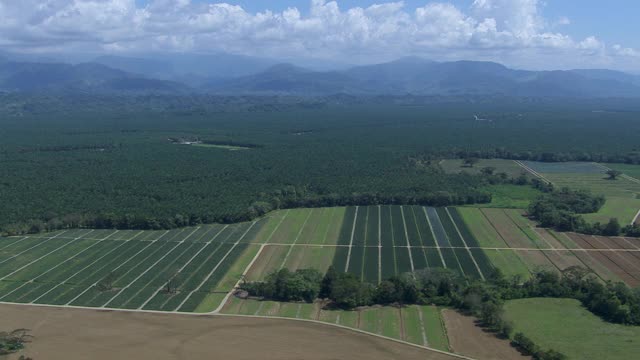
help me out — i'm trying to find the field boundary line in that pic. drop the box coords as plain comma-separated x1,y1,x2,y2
65,230,171,305
423,207,447,268
320,208,334,246
445,208,485,280
175,222,257,311
400,206,416,274
632,209,640,226
0,236,29,252
0,301,475,360
344,206,359,272
155,226,229,309
501,210,562,273
416,306,430,347
280,209,313,269
594,162,640,185
513,160,553,184
478,209,534,276
410,207,430,269
30,231,144,304
360,207,370,281
138,238,216,309
0,230,120,301
213,242,268,314
265,209,290,244
122,240,204,309
430,208,466,276
102,228,200,308
0,230,70,266
0,230,93,281
621,237,640,250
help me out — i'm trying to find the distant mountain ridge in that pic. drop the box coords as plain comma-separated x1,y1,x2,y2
0,61,189,94
207,58,640,97
1,55,639,98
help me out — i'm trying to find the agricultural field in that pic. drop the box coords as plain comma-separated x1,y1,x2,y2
459,207,640,287
519,161,640,224
0,222,265,313
1,204,639,360
504,298,640,360
221,297,450,352
3,204,638,314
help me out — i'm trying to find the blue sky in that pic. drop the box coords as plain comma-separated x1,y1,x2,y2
161,0,639,48
3,1,639,71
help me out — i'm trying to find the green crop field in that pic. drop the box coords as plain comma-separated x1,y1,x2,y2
0,223,261,313
220,297,449,352
504,298,640,360
521,161,640,224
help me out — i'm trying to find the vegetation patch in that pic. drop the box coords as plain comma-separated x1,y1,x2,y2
505,298,640,360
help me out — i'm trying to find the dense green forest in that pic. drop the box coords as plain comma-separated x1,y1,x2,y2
2,95,640,234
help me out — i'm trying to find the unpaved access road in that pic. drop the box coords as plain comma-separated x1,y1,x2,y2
2,304,460,360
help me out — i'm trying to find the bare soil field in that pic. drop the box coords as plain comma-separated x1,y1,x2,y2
442,309,528,360
1,304,458,360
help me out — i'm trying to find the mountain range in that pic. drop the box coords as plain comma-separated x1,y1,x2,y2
1,54,639,98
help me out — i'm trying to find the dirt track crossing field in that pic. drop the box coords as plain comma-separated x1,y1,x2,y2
1,304,460,360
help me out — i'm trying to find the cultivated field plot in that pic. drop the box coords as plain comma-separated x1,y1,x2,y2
247,205,495,284
0,222,266,313
461,207,640,287
2,204,638,315
221,297,450,352
519,161,640,224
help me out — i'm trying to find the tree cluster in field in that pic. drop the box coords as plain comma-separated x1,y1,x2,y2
511,332,567,360
527,187,640,237
0,329,32,355
243,264,640,359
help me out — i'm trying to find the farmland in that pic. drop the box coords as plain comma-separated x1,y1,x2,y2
1,204,639,359
3,205,639,314
520,161,640,224
504,298,640,360
221,297,450,351
0,222,265,313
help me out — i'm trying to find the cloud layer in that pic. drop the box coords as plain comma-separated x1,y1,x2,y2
0,0,638,70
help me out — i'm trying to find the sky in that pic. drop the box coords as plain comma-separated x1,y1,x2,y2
2,0,639,71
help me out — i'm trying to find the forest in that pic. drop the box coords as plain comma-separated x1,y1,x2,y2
2,95,640,235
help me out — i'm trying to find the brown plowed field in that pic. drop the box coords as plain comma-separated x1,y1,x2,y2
1,304,458,360
442,309,528,360
567,234,639,287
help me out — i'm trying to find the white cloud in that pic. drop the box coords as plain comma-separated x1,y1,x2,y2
0,0,637,70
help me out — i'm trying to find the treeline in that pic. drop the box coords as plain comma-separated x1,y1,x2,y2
1,187,492,236
17,143,115,153
434,148,640,165
243,265,640,359
527,187,640,237
243,266,640,326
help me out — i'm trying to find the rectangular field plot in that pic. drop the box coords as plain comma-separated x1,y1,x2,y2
0,220,262,313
